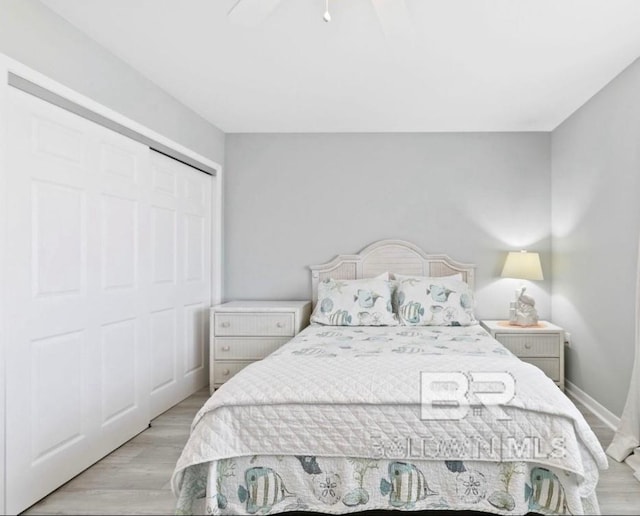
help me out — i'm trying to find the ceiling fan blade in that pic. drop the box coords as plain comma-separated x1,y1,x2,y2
228,0,284,27
371,0,417,45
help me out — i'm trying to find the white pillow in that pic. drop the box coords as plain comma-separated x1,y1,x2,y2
311,277,399,326
394,275,476,326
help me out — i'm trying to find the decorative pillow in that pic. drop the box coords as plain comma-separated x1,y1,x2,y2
394,275,476,326
311,277,399,326
390,273,464,313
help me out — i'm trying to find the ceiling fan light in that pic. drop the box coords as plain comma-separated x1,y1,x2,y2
323,0,331,22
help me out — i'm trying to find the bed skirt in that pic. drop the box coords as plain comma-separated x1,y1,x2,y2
176,455,600,515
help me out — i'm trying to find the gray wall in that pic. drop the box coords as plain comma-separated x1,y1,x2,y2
0,0,225,165
225,132,552,321
551,58,640,417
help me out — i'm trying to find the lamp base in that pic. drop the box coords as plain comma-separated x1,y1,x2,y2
509,319,539,327
498,321,546,328
511,310,539,327
507,289,539,327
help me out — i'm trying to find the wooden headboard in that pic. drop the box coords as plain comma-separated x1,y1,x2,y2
309,239,475,306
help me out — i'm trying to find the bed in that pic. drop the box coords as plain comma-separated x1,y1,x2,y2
172,240,608,515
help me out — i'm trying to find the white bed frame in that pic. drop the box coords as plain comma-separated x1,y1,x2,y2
309,239,475,307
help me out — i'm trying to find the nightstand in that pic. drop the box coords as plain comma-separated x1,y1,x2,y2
480,320,565,391
210,301,311,392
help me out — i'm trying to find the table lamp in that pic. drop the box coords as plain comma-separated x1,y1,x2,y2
501,250,543,326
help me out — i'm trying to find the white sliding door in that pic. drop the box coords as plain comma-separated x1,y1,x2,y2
149,151,211,418
4,86,151,514
3,86,211,513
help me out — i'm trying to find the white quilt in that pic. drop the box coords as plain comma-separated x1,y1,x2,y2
172,325,607,512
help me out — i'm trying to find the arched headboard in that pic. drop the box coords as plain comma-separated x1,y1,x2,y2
309,239,475,307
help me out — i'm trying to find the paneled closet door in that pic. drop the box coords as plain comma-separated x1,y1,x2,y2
149,151,211,418
4,87,151,514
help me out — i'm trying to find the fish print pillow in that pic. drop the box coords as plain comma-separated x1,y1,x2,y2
311,277,399,326
394,275,477,326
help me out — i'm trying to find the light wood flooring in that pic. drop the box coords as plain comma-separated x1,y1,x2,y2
22,390,640,515
22,388,210,515
572,396,640,515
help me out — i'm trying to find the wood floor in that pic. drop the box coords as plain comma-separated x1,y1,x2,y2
22,390,640,515
22,388,210,515
574,397,640,515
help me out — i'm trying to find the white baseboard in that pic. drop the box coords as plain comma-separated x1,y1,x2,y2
565,380,620,431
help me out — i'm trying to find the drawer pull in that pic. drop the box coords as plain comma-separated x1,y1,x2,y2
525,343,532,350
223,369,230,376
221,346,231,351
276,322,284,328
221,321,230,328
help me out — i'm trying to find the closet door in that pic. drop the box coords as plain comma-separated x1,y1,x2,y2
149,151,211,418
4,87,151,514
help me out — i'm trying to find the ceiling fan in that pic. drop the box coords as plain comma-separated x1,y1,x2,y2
227,0,416,44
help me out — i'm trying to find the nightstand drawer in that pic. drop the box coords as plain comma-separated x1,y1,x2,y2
214,337,289,360
210,301,312,392
213,360,252,384
215,313,295,336
495,333,560,357
481,320,565,392
522,357,560,381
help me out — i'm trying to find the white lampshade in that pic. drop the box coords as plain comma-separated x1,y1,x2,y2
501,251,544,281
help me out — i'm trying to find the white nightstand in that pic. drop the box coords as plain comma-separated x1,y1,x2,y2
480,320,565,391
209,300,311,392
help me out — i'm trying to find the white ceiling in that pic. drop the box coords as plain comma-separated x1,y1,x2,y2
40,0,640,133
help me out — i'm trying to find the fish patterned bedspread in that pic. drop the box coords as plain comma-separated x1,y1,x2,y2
178,456,600,515
172,325,608,515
